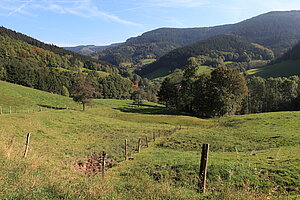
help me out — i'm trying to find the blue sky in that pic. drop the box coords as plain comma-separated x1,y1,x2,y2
1,0,300,47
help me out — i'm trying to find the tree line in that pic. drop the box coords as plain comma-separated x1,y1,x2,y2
158,62,300,117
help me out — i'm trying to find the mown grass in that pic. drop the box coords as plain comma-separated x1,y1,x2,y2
140,59,156,66
0,81,299,199
196,65,214,74
247,59,300,78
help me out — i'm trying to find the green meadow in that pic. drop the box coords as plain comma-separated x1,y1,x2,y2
0,81,299,199
247,59,300,78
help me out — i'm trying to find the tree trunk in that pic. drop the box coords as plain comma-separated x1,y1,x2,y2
82,102,85,111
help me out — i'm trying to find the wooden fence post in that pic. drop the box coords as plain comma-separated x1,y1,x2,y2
198,143,209,193
101,151,107,177
145,136,149,148
124,139,128,161
137,138,141,153
153,133,156,142
23,133,31,158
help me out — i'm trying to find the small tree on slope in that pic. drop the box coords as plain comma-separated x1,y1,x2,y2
71,76,97,111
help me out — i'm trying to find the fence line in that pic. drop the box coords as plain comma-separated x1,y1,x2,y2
0,105,71,115
6,126,187,190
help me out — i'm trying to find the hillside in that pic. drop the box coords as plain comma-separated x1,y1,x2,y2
248,40,300,78
64,45,108,56
277,39,300,61
231,11,300,54
64,44,121,56
137,34,274,78
247,59,300,78
0,81,78,113
80,11,300,68
0,81,299,199
0,27,136,99
0,26,112,68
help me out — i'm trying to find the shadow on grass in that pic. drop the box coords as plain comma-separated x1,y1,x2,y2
114,103,184,116
38,104,68,110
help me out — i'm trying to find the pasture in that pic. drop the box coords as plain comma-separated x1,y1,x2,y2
0,81,299,199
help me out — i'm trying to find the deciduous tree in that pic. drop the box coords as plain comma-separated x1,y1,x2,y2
71,76,97,111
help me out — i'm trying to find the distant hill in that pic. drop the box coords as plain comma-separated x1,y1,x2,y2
91,11,300,68
0,26,113,67
64,43,121,56
247,40,300,78
0,26,132,97
231,11,300,54
137,34,274,78
64,45,108,56
277,40,300,61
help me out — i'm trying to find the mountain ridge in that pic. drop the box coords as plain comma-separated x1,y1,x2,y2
66,10,300,68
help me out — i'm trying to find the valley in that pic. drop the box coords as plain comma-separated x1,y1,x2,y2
0,7,300,199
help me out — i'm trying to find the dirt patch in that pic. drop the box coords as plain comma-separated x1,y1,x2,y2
73,152,113,176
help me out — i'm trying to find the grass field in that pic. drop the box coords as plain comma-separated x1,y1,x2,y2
0,81,79,114
0,81,299,199
247,59,300,78
196,65,214,74
153,65,214,82
140,59,156,66
144,67,172,80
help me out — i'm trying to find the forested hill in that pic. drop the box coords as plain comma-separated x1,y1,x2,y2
95,25,232,66
126,25,232,46
91,10,300,67
0,27,138,99
247,40,300,78
64,44,121,56
277,40,300,62
64,45,108,56
231,11,300,54
0,26,112,68
137,34,274,78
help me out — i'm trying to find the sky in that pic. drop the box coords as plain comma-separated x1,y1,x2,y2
1,0,300,47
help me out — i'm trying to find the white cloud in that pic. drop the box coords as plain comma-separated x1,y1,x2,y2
7,0,33,16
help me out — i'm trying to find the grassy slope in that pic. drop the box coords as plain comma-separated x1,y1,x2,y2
247,59,300,78
144,67,172,80
153,65,214,82
0,81,78,113
0,81,299,199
